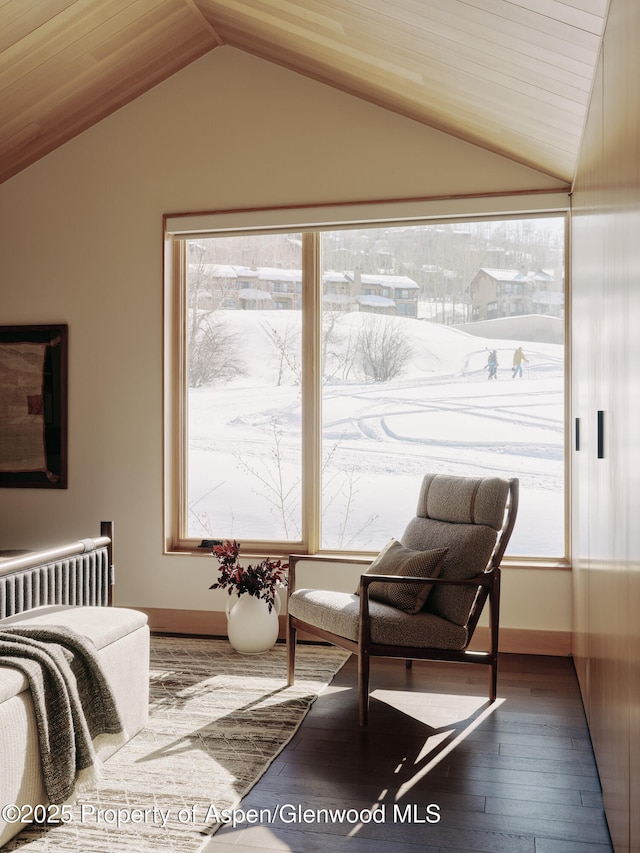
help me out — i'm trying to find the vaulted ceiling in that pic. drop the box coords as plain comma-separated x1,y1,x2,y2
1,0,608,186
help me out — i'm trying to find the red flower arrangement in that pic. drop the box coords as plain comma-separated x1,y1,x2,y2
209,540,288,613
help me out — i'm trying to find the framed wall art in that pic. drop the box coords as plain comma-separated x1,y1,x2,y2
0,324,68,488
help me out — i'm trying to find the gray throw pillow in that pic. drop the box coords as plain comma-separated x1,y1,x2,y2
357,539,448,614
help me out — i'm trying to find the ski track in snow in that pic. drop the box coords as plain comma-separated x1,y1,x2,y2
187,311,565,552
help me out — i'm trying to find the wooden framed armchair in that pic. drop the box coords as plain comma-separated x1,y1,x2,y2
286,473,519,725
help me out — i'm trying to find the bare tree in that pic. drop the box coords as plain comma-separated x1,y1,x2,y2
322,462,379,549
188,312,244,387
236,420,301,539
357,315,413,382
322,309,359,382
235,428,378,547
262,319,302,386
186,250,245,387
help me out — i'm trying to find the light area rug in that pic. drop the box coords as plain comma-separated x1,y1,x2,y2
6,635,350,852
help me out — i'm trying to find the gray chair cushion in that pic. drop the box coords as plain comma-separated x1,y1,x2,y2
356,541,448,614
417,473,510,531
288,589,468,650
394,472,510,626
401,517,497,626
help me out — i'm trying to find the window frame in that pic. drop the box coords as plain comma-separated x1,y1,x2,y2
164,193,570,562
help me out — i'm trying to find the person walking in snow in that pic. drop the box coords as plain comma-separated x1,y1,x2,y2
512,346,529,378
487,349,498,380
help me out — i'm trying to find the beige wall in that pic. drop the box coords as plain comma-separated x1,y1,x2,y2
0,46,570,642
571,0,640,849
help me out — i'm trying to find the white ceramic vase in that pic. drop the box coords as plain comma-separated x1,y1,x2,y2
225,593,280,654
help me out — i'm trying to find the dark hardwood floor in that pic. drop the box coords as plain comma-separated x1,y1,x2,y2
204,650,613,853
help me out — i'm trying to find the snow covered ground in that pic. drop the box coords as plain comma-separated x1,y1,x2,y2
188,311,564,557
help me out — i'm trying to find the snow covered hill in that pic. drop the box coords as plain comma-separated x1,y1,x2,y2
188,310,564,556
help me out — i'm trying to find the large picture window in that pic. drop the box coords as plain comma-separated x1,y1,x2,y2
166,204,567,560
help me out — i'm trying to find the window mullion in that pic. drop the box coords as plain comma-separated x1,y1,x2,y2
301,232,322,553
166,237,188,548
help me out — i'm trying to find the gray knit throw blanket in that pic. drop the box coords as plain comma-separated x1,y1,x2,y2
0,625,126,804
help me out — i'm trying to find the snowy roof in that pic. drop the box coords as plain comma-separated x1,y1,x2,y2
479,268,522,281
358,273,419,289
356,295,396,307
257,268,302,283
344,271,419,289
479,268,555,283
189,263,305,282
233,266,259,279
189,263,239,279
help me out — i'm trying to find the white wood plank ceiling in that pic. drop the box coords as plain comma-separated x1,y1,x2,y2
0,0,608,185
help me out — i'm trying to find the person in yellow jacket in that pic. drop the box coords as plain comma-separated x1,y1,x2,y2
512,346,529,378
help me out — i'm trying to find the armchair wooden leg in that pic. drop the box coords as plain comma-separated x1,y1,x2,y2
489,566,501,702
490,660,497,702
358,651,370,726
287,620,297,686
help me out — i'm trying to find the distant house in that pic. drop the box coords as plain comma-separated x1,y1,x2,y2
321,271,352,309
254,267,302,310
469,268,563,321
188,263,301,310
346,271,419,316
190,263,419,316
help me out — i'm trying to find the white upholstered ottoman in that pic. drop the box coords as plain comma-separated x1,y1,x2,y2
0,605,149,847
